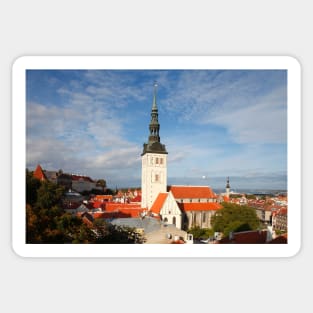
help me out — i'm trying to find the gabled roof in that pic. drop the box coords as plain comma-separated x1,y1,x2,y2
150,193,168,214
168,185,217,199
33,164,47,181
178,202,221,212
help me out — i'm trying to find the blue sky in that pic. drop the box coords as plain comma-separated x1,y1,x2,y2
26,69,287,190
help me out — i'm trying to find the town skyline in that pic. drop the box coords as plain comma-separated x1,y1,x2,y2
26,69,287,190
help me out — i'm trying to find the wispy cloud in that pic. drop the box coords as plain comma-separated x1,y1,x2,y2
26,69,287,189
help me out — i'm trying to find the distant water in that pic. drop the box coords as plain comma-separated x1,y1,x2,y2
214,188,287,195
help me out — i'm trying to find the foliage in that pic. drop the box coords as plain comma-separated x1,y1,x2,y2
26,169,41,206
188,226,214,239
26,170,144,244
211,202,260,238
96,179,107,190
26,204,94,243
35,181,65,209
245,194,256,199
93,219,145,244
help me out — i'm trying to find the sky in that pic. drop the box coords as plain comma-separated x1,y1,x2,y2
26,69,287,191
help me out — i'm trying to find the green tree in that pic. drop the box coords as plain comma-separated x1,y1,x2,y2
35,181,65,209
92,219,145,244
211,202,260,238
96,179,107,192
26,169,41,206
188,226,214,239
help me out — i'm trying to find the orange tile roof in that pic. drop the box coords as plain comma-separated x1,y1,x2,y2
168,185,217,199
33,164,47,181
178,202,221,212
100,203,145,218
93,195,113,201
150,193,168,214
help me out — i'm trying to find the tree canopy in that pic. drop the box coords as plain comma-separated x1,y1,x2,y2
211,202,260,238
26,170,144,244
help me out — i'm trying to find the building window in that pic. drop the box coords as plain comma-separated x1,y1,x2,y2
202,212,206,223
173,216,176,226
155,174,159,182
193,213,197,226
155,157,159,164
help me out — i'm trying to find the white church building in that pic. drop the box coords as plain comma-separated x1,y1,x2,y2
141,83,222,230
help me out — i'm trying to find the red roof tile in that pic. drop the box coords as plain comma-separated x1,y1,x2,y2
219,230,268,244
269,233,288,244
131,195,142,202
178,202,221,212
93,195,113,201
168,185,217,199
150,193,168,214
33,164,47,181
101,203,145,218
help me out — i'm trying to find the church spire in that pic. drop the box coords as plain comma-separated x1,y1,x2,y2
225,177,231,198
152,81,157,110
142,82,167,155
226,176,230,189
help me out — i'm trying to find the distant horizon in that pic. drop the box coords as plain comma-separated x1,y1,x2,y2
26,69,287,190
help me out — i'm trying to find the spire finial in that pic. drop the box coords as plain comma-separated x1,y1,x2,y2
152,81,158,109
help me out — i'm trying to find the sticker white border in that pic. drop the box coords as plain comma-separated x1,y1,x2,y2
12,56,301,258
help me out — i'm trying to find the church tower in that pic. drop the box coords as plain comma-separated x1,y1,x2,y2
226,177,231,198
141,83,168,209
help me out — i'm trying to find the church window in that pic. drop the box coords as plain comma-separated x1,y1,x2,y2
202,212,206,223
193,213,197,225
173,216,176,226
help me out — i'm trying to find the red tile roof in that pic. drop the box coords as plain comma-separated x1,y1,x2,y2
93,195,113,201
33,164,47,181
168,185,217,199
101,203,145,218
131,195,142,202
219,230,268,244
269,233,288,244
150,193,168,214
178,202,221,212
